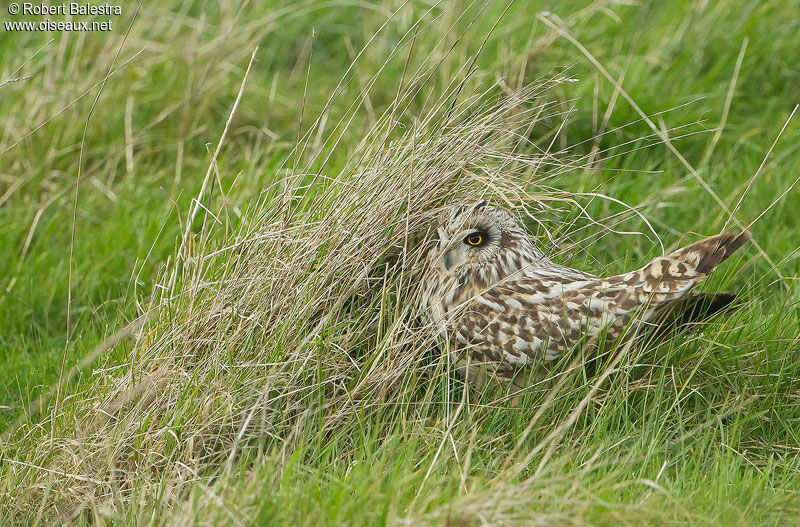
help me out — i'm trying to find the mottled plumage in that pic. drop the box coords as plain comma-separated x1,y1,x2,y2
421,201,750,386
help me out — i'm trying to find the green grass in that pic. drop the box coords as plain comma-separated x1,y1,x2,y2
1,0,800,525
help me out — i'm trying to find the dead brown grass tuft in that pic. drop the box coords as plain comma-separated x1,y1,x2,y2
6,54,579,519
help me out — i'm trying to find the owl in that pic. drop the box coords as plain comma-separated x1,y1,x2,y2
420,201,750,387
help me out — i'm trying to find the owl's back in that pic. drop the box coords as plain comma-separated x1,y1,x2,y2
430,232,749,385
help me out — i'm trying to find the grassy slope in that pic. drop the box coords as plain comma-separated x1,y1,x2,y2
1,0,799,524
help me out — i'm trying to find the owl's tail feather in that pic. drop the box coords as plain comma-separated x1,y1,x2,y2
653,292,738,333
646,232,750,336
669,231,751,276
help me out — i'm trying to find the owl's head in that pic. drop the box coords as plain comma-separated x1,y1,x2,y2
430,201,545,282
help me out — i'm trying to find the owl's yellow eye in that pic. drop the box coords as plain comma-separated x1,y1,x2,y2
464,232,484,246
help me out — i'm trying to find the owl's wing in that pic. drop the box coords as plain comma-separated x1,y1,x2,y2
453,232,750,369
454,275,637,369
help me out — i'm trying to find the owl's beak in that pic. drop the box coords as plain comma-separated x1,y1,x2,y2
434,228,473,273
442,253,454,272
432,227,453,272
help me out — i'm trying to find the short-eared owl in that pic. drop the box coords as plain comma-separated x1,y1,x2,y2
421,201,750,386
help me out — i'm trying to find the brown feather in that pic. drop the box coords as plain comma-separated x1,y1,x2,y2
668,231,751,275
